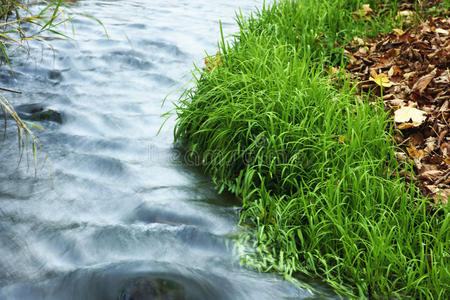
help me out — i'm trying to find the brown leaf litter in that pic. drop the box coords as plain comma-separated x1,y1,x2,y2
343,15,449,206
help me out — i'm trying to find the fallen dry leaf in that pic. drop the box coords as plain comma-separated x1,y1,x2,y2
399,10,413,17
388,65,402,78
388,98,406,107
395,151,408,162
433,189,449,205
204,51,223,72
393,28,405,36
441,143,450,157
397,123,416,130
330,66,339,76
407,146,425,160
361,4,373,15
398,10,415,25
435,28,449,35
409,132,424,147
425,137,438,153
369,70,394,87
354,36,365,46
412,68,437,94
419,170,443,180
353,4,373,19
394,106,427,125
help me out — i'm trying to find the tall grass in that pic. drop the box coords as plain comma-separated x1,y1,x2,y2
174,0,449,298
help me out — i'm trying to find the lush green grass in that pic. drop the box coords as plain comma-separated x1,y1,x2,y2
174,0,449,298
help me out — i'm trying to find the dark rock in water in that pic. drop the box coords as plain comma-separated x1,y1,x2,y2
14,103,63,124
128,204,208,228
119,277,186,300
30,109,62,123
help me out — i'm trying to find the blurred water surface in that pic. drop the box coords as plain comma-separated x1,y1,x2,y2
0,1,338,299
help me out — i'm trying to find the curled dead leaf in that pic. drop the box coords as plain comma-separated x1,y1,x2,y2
412,68,437,94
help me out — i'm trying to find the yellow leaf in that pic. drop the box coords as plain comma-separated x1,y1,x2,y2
369,70,394,87
204,52,223,72
444,157,450,164
330,66,339,75
394,106,427,126
406,146,424,160
392,28,404,36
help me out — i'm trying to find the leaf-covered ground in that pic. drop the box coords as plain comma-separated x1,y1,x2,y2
343,4,449,205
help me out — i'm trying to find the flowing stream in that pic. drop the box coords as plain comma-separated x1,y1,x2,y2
0,1,339,299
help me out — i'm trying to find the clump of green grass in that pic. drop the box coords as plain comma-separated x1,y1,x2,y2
174,0,449,298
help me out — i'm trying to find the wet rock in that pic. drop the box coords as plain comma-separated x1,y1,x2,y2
119,277,186,300
130,204,208,228
14,103,63,124
29,109,62,124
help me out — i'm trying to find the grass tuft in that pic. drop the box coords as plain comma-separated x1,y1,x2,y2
174,0,449,298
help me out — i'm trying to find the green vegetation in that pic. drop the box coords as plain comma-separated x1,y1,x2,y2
174,0,449,298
